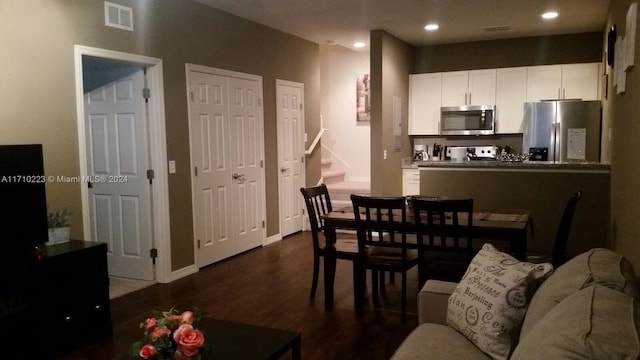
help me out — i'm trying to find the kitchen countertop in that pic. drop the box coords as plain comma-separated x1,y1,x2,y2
404,160,610,172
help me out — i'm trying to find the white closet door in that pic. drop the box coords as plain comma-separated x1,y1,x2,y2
188,66,265,267
227,76,264,254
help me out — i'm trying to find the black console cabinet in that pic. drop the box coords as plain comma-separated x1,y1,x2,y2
0,241,112,358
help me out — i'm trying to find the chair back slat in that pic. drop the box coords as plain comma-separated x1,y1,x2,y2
552,190,583,267
351,195,409,256
411,197,474,253
300,184,334,251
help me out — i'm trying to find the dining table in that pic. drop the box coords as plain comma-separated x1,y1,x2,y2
320,206,531,310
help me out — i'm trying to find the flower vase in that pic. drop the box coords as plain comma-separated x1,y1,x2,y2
48,226,70,245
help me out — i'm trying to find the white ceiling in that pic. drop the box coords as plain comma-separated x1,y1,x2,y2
194,0,611,50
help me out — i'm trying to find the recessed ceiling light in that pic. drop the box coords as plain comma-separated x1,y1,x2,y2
542,11,558,19
424,24,439,31
353,42,366,48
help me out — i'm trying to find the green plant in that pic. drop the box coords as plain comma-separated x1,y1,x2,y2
47,208,72,228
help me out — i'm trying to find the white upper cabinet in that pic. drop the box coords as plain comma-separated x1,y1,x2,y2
562,63,600,100
526,65,562,102
468,69,497,106
409,63,600,136
527,63,600,102
409,73,442,135
441,71,469,107
496,67,528,134
442,69,496,107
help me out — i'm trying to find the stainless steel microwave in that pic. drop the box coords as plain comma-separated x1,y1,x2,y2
440,105,495,135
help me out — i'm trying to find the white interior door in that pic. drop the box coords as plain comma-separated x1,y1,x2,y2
188,71,234,265
228,77,265,253
276,80,304,237
84,64,153,280
188,66,266,268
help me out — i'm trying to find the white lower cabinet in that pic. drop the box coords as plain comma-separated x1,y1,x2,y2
402,169,421,196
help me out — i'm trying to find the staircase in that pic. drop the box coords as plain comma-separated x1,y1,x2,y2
321,158,370,209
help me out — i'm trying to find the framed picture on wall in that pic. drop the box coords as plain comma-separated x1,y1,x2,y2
356,74,370,121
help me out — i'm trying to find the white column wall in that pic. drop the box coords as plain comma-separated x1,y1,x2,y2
319,45,370,182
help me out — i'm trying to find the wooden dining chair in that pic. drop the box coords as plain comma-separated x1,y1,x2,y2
527,190,583,268
300,184,359,299
350,194,419,319
411,197,475,287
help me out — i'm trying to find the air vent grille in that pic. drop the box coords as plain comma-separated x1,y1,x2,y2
104,1,133,31
483,25,510,32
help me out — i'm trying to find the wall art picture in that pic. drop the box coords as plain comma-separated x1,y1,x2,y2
356,74,371,121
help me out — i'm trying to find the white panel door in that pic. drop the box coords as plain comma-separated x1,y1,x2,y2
84,66,153,280
409,73,442,135
276,80,304,237
188,67,265,267
496,67,528,133
227,76,264,254
188,71,234,266
526,65,562,102
468,69,497,106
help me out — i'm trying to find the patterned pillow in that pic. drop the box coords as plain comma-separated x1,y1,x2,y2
446,244,553,360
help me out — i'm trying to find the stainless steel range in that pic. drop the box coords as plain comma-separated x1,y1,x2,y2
445,145,497,160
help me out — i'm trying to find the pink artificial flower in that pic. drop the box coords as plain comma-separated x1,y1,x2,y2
151,325,171,339
139,344,158,359
180,311,195,324
173,324,205,356
144,317,157,330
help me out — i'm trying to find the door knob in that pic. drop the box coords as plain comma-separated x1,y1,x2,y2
280,167,290,173
232,173,246,181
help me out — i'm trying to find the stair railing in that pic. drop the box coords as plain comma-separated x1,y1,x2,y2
305,128,327,155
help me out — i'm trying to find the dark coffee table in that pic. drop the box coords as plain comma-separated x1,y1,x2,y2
130,318,301,360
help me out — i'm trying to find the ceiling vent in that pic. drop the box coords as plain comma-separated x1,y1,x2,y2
483,25,510,32
105,1,133,31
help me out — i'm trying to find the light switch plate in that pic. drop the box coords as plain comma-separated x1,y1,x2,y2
169,160,176,174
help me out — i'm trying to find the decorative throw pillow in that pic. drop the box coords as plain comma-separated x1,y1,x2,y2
446,243,553,360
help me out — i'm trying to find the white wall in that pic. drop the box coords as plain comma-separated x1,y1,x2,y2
319,45,370,182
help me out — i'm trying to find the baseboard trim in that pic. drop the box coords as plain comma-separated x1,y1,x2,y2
170,264,198,282
264,233,282,246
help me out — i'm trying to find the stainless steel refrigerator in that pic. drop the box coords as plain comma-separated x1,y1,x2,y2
522,100,602,162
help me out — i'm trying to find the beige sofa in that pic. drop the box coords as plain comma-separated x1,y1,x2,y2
391,248,640,359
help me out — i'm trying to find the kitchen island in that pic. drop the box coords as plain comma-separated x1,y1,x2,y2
412,160,610,258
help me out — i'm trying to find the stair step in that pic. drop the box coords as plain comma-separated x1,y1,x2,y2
322,170,345,184
321,158,332,167
327,181,371,201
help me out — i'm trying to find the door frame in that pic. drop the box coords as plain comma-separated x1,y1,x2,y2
73,45,171,283
185,63,268,267
275,79,306,240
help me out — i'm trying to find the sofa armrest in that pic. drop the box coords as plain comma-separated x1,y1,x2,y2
418,280,458,325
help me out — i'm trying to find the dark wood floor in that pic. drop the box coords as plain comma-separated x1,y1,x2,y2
62,231,421,360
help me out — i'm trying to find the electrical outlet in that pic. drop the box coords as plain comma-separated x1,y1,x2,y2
169,160,176,174
383,150,388,160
